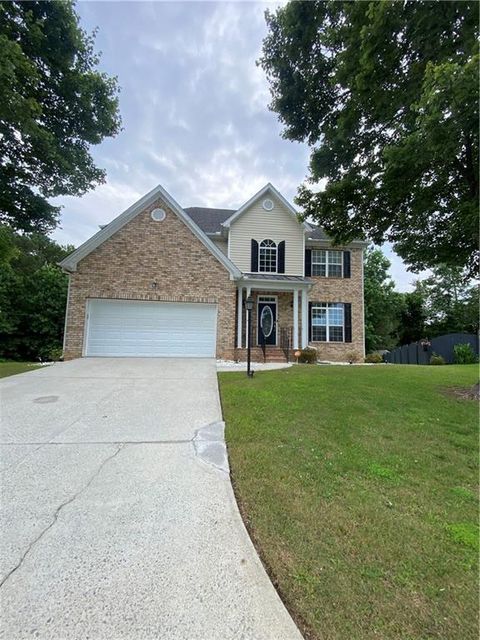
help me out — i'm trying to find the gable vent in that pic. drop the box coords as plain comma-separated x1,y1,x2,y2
151,208,166,221
262,198,274,211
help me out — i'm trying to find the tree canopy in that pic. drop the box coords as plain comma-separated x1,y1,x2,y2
362,248,477,352
0,228,74,360
363,246,402,352
0,1,121,233
260,1,479,277
415,265,479,337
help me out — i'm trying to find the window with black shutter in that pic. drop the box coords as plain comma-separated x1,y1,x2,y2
277,241,285,273
308,249,351,278
343,251,351,278
304,248,312,277
251,239,259,272
344,303,352,342
309,302,352,342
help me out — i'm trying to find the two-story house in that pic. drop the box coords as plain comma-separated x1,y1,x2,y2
60,183,366,362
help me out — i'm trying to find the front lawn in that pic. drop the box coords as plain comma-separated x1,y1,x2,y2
219,365,479,640
0,362,42,378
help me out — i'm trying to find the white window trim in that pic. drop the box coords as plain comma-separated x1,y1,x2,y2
258,239,278,274
312,249,343,278
257,295,278,346
311,303,345,343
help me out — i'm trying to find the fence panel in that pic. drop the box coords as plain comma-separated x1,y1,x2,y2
430,333,479,364
407,342,418,364
385,333,479,365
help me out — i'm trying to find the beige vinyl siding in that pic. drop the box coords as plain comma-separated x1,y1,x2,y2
229,195,304,275
211,238,228,255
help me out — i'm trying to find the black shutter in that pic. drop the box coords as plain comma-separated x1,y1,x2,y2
343,251,351,278
308,302,312,341
305,248,312,277
251,239,259,272
277,241,285,273
344,303,352,342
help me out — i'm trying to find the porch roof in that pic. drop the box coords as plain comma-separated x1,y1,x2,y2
239,273,312,289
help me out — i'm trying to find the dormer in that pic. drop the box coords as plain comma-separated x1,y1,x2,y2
224,184,308,276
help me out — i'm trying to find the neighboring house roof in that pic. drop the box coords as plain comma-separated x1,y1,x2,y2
221,183,310,231
59,184,242,278
183,207,234,234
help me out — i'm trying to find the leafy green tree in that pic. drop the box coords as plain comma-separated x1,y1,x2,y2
416,265,479,336
0,1,121,233
363,246,402,352
260,1,479,276
0,230,74,360
398,290,427,345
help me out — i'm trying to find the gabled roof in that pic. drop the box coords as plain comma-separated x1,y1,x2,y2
221,183,310,231
59,184,242,278
183,207,234,234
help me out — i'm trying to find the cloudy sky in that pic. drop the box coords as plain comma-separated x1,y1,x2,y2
53,0,418,291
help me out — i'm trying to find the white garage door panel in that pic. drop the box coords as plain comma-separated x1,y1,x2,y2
85,299,217,357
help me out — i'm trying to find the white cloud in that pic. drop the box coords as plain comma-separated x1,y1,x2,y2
51,1,416,291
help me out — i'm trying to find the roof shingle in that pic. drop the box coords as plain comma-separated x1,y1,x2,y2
183,207,234,234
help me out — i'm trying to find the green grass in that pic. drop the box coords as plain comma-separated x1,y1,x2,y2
0,361,42,378
219,364,479,640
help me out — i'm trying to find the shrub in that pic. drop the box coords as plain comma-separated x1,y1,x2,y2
49,347,63,362
365,353,383,364
453,343,478,365
298,347,317,364
430,353,446,365
346,351,359,364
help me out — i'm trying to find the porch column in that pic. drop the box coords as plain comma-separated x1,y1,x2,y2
293,289,299,350
236,287,243,348
244,286,251,349
301,288,308,348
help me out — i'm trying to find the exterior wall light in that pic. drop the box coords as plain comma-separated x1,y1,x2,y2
245,295,254,377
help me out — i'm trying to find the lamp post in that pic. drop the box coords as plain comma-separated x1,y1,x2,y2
245,295,254,377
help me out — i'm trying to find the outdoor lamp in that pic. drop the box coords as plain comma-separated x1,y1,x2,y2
245,295,254,377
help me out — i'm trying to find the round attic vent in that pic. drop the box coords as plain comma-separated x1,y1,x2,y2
262,198,274,211
151,208,166,221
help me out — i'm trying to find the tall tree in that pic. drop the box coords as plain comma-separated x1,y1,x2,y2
415,265,479,336
363,246,402,352
260,1,479,277
398,290,427,345
0,229,74,360
0,1,121,233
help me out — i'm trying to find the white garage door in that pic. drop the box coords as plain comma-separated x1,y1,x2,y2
85,299,217,357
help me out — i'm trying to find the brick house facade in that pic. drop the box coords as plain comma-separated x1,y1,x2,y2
60,183,366,362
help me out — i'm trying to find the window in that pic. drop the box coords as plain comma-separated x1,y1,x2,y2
259,239,277,272
311,303,344,342
311,249,343,277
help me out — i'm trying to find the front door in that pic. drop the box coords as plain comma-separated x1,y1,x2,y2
257,300,277,346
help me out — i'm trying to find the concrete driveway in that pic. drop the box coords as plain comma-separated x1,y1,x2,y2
0,358,302,640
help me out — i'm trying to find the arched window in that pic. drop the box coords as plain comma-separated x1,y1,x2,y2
259,239,277,272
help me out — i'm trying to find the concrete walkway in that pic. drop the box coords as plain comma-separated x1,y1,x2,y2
0,359,302,640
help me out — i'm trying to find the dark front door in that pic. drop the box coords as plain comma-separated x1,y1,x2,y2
258,301,277,345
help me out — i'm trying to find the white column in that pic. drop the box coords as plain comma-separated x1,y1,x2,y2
301,288,308,348
244,286,251,349
293,289,299,350
236,287,243,348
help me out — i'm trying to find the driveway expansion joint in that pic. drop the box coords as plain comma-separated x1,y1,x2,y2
0,443,124,589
